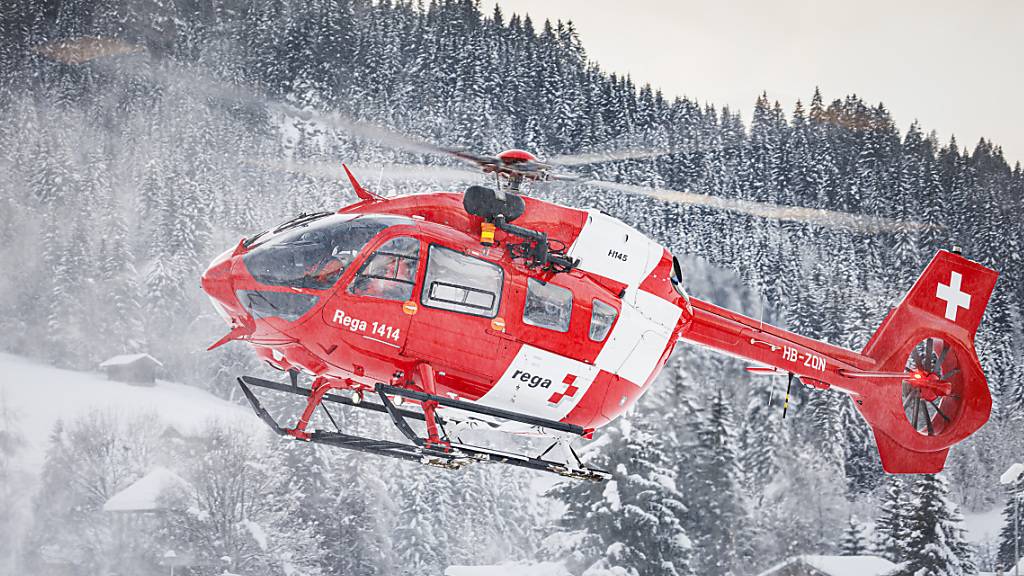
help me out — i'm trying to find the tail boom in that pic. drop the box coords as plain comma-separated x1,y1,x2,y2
678,250,998,473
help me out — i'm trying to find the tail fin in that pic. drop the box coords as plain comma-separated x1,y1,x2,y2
858,250,999,473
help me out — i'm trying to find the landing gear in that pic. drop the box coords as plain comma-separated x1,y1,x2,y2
235,374,611,481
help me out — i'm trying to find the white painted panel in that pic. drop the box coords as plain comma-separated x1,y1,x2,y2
593,298,647,375
474,345,600,421
633,288,683,333
567,210,661,289
595,289,682,387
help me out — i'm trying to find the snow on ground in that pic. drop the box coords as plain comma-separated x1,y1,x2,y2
445,561,571,576
755,555,896,576
802,555,896,576
0,352,259,472
963,507,1006,547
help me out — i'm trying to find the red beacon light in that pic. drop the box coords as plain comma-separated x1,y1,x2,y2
496,149,537,164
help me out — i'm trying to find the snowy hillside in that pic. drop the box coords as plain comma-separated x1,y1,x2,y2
0,351,265,558
0,352,259,471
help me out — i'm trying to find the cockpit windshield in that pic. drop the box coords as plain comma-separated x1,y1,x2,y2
242,214,412,290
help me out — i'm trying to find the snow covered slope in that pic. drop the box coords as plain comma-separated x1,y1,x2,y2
963,506,1006,546
445,561,571,576
0,352,259,471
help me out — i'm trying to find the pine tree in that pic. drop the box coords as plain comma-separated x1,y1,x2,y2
0,396,22,573
318,414,398,576
997,478,1024,572
393,465,452,576
545,418,694,576
840,516,869,555
896,474,977,576
874,475,911,562
738,377,784,502
683,390,749,576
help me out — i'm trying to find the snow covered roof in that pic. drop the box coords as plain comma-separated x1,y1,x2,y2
445,562,572,576
99,353,163,368
1000,462,1024,485
756,555,897,576
103,467,191,512
980,558,1024,576
805,555,897,576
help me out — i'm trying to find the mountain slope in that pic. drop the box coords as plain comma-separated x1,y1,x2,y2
0,352,259,471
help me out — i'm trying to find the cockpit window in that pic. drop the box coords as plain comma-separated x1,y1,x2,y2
523,278,572,332
348,237,420,301
242,214,411,290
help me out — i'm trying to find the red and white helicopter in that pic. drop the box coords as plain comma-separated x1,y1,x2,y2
202,142,999,481
32,37,998,480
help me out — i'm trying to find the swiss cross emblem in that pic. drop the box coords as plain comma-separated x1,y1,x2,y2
936,271,971,322
547,374,580,405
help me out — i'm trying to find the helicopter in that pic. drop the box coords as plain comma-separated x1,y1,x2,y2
202,143,999,481
32,35,1001,480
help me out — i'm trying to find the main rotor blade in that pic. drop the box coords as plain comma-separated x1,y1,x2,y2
585,180,927,233
257,159,480,184
547,148,671,167
38,38,489,166
34,36,144,64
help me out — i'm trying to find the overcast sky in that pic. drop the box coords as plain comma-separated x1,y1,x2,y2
487,0,1024,165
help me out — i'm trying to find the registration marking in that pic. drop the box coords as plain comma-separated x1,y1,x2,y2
782,346,827,372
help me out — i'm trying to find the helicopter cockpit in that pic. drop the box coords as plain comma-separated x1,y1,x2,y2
242,213,413,291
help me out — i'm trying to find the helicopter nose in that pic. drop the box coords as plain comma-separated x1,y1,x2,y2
201,246,242,324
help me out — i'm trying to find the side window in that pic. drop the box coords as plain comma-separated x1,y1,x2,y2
589,299,618,341
422,245,503,317
348,237,420,302
523,278,573,332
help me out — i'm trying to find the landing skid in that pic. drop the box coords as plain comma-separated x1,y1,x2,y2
236,376,611,482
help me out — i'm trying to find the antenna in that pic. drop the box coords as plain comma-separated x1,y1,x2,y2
783,372,794,418
342,164,382,202
758,292,765,332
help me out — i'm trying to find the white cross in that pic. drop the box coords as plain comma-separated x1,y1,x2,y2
936,271,971,322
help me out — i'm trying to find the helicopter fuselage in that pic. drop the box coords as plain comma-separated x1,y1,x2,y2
202,192,692,432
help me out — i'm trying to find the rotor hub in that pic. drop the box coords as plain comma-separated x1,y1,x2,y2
496,149,538,164
901,337,963,436
907,370,952,401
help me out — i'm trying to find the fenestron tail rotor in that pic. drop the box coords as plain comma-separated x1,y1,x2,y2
901,337,964,437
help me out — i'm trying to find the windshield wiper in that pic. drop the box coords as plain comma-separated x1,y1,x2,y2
242,230,268,248
247,291,279,318
272,211,333,234
242,211,334,249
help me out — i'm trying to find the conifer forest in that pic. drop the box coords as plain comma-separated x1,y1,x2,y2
0,1,1022,575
